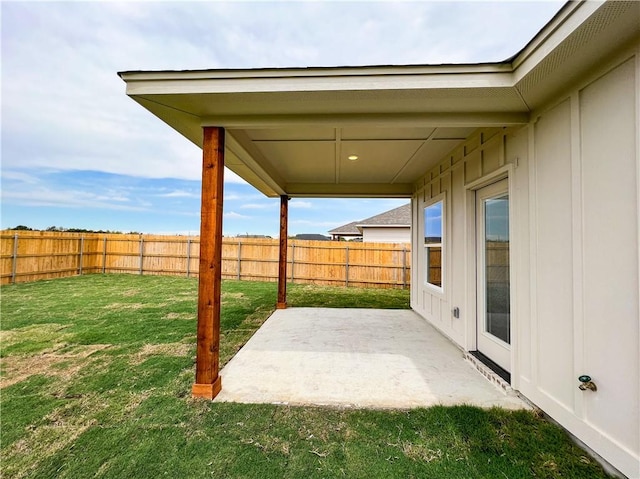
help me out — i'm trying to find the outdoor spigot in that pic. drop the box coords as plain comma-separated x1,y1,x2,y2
578,375,597,392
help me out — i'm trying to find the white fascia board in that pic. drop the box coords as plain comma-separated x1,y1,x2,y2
119,63,512,82
120,66,515,96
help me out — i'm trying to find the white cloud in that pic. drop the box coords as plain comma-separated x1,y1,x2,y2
289,200,313,209
0,171,41,185
1,187,147,212
157,190,198,198
226,190,265,200
291,219,343,228
240,203,274,210
224,211,251,220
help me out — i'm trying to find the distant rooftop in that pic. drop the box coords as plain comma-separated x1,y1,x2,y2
294,233,330,241
328,221,361,236
356,204,411,228
329,203,411,237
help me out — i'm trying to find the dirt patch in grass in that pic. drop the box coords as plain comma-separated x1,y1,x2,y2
241,307,274,328
129,342,192,365
122,390,155,414
2,323,71,349
103,302,144,310
1,344,112,389
120,289,141,297
396,442,443,462
222,292,246,300
242,435,292,456
221,291,249,305
163,312,194,320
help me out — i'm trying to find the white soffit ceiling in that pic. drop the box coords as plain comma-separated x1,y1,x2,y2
236,126,473,188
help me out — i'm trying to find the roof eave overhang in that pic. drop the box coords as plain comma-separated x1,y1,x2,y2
119,0,640,198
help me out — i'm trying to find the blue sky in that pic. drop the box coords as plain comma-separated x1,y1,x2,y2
1,1,564,236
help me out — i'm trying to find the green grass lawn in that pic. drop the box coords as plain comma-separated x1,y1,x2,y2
1,275,610,478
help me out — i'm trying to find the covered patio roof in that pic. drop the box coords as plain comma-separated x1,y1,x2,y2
118,1,638,198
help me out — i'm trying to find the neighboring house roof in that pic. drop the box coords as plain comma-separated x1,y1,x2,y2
357,204,411,228
329,204,411,237
328,221,361,236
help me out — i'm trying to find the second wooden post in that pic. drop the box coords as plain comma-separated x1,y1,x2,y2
277,195,289,309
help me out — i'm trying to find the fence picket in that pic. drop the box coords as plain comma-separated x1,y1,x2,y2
138,237,143,275
79,236,84,275
11,233,18,284
186,238,192,278
102,236,107,274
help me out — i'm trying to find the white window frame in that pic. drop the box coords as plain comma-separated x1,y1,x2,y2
423,193,445,293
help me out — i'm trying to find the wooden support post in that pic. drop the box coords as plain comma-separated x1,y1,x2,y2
276,195,288,309
192,126,225,400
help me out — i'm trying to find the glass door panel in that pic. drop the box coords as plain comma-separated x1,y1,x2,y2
484,195,510,344
476,179,511,373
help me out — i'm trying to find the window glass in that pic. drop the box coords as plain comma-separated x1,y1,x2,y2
424,200,443,288
424,201,442,244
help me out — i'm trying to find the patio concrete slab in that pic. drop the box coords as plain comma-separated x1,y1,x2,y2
214,308,528,409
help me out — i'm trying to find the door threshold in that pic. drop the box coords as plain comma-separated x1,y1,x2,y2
468,350,511,384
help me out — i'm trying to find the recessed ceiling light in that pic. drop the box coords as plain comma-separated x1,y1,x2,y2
348,155,358,161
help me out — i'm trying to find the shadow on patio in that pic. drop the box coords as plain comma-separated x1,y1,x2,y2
214,308,527,410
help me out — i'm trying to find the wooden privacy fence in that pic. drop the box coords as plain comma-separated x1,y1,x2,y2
0,231,411,288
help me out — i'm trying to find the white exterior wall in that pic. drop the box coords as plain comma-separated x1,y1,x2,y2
411,45,639,478
362,227,410,244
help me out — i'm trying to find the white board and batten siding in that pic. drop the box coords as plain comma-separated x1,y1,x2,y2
411,46,640,478
362,227,410,244
411,125,529,357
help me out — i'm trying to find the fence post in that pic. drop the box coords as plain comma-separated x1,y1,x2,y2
11,233,18,284
290,244,295,282
236,239,242,280
139,237,144,275
79,235,85,275
345,244,349,287
186,238,192,278
402,246,407,288
102,236,107,274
